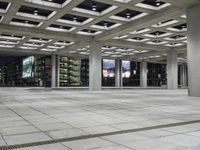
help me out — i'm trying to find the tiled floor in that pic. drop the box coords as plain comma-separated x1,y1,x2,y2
0,88,200,149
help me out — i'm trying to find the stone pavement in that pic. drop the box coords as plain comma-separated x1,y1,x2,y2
0,88,200,150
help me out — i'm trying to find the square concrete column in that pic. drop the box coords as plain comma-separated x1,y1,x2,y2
180,64,188,88
167,49,178,89
187,4,200,96
56,55,60,87
51,54,56,88
89,42,102,91
115,59,122,87
140,61,147,88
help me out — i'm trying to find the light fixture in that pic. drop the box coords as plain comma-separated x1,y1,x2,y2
156,32,159,38
92,3,97,11
182,25,186,29
155,0,161,6
126,11,131,19
136,37,140,41
156,22,161,27
25,20,29,23
60,25,63,29
34,10,38,15
104,22,108,28
73,16,77,22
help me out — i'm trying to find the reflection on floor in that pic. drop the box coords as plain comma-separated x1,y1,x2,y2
0,88,200,150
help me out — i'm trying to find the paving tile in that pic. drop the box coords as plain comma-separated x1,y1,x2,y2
16,143,70,150
47,128,89,139
159,134,200,147
124,139,187,150
34,123,73,131
0,139,6,146
4,132,51,145
135,129,176,138
0,125,40,136
0,120,30,128
82,125,119,134
187,131,200,137
63,138,114,150
102,132,149,145
1,89,200,150
92,145,134,150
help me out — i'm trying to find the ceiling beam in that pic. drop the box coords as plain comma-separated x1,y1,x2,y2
162,0,200,7
0,24,93,42
1,0,24,24
56,42,90,55
95,6,185,41
0,47,50,55
39,0,85,29
103,39,171,51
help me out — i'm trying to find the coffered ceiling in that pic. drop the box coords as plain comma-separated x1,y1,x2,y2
0,0,199,62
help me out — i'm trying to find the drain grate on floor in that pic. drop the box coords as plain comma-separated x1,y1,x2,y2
1,119,200,150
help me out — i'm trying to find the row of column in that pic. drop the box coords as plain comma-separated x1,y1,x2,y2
51,4,200,96
51,49,187,90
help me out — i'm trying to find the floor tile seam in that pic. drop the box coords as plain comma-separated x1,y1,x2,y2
2,131,43,137
1,119,200,149
0,103,55,142
19,103,75,128
99,137,137,150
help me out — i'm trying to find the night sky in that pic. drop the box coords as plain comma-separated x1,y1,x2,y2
0,56,23,66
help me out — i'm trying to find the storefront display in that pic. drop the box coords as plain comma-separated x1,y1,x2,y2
102,59,115,86
122,61,140,86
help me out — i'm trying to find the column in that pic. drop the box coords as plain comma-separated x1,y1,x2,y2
180,64,188,88
187,4,200,96
56,55,60,87
167,49,178,89
89,42,102,91
51,54,56,88
140,61,147,88
115,59,122,87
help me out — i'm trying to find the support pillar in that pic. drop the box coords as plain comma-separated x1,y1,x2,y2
57,55,60,87
180,64,188,88
51,54,56,88
140,61,147,88
115,59,122,87
89,42,102,91
187,4,200,96
167,49,178,89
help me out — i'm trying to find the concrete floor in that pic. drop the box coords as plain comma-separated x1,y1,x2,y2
0,88,200,150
